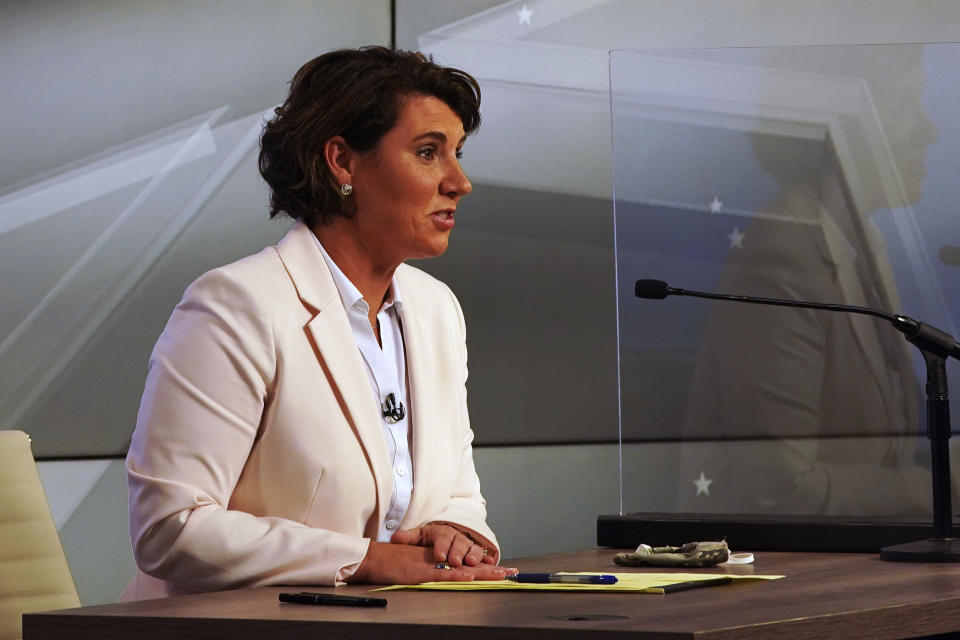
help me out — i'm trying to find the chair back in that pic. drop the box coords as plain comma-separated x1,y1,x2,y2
0,430,80,640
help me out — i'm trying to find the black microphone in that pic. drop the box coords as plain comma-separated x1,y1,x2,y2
382,393,405,423
634,279,671,299
635,278,960,360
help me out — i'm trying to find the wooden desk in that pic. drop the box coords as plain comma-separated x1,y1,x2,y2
23,548,960,639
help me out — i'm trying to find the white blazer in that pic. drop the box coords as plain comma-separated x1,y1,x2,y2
125,221,498,598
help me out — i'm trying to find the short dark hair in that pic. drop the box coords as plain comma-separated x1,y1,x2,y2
258,46,482,227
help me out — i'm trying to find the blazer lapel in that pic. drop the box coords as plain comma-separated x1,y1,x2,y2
820,210,896,391
818,198,913,427
395,270,438,521
773,182,909,426
275,222,393,523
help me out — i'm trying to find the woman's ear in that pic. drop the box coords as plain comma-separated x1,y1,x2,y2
323,136,355,187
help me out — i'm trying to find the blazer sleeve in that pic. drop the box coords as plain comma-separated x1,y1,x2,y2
417,286,501,562
126,264,369,590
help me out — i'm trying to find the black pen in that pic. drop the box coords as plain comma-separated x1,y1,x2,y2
656,576,733,593
279,592,388,607
507,573,618,585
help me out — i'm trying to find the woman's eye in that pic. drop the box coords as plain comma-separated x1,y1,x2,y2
455,149,464,160
418,147,435,159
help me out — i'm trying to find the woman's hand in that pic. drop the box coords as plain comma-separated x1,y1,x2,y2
345,541,513,585
390,522,493,568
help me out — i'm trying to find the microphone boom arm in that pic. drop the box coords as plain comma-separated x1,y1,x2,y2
668,285,896,322
663,283,960,361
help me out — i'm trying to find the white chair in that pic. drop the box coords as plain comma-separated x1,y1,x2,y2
0,430,80,640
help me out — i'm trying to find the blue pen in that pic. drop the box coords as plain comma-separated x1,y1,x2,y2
506,573,618,585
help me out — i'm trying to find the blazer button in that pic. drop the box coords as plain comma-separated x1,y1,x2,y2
385,519,398,530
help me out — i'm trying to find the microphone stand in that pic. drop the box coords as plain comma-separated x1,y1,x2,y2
881,328,959,561
638,281,960,561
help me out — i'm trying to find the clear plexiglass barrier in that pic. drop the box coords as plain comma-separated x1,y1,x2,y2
613,44,960,519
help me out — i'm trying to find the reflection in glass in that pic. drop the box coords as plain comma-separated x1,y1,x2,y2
613,45,960,517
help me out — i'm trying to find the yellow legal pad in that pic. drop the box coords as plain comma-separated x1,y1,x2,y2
375,572,784,593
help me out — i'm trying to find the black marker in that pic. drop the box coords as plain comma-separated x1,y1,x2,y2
657,576,732,593
279,592,387,607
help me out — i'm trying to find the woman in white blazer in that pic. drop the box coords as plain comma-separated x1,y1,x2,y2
125,47,512,597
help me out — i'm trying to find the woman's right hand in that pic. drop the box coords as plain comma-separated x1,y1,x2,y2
345,541,515,585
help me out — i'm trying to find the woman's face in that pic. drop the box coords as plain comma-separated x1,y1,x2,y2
350,93,472,267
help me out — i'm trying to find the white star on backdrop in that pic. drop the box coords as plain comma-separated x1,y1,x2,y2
709,196,723,214
727,227,745,249
517,4,533,25
693,471,713,497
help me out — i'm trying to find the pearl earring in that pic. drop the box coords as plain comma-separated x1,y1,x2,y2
340,183,353,196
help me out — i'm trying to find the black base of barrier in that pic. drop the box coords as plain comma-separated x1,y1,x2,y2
597,513,953,553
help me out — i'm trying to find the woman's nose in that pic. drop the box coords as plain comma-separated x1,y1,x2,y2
443,161,472,198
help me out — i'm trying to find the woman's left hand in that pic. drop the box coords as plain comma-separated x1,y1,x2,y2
390,523,495,568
